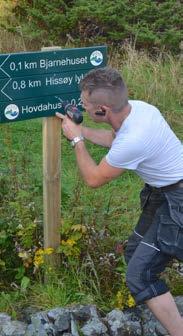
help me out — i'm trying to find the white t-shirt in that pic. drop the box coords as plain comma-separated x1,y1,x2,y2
106,100,183,187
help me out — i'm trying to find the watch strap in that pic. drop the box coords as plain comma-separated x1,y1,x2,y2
70,135,84,147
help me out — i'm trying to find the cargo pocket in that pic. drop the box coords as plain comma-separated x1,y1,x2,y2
165,188,183,227
157,213,183,261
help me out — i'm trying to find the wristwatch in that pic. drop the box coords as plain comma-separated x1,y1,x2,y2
70,135,84,148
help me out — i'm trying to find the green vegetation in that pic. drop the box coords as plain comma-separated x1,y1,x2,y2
0,44,182,316
1,0,182,53
0,0,182,320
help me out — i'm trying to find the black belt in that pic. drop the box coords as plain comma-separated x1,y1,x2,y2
146,180,183,192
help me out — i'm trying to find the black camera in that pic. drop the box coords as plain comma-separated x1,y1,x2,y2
63,101,83,124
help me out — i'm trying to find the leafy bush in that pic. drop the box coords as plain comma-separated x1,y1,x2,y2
0,0,17,28
11,0,183,53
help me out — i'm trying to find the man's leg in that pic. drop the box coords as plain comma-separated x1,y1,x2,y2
126,240,183,336
125,224,183,336
125,184,165,265
146,292,183,336
125,186,183,335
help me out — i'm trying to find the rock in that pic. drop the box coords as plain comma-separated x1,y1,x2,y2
175,296,183,315
24,324,48,336
25,311,56,336
178,262,183,275
155,321,168,336
138,305,156,322
24,323,52,336
1,321,27,336
69,305,99,323
123,310,142,335
142,324,157,336
54,311,70,333
1,296,183,336
0,314,12,333
47,308,69,323
30,311,50,332
43,322,56,336
106,309,142,336
21,307,39,324
138,305,158,336
70,313,80,336
81,317,109,336
24,324,37,336
105,309,127,335
0,314,11,325
31,311,50,326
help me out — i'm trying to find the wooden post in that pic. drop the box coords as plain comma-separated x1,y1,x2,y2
42,46,62,267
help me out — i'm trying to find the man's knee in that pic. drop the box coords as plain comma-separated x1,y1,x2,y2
126,262,143,296
126,261,169,304
126,258,159,296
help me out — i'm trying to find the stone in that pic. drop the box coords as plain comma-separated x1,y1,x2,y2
43,322,57,336
30,311,50,329
0,297,183,336
24,324,47,336
47,308,68,323
175,296,183,315
105,309,127,335
69,305,99,323
138,305,156,322
155,321,168,336
81,317,108,336
142,324,158,336
26,311,54,336
106,309,142,336
54,311,70,332
21,307,39,324
124,323,141,335
0,314,11,325
70,313,80,336
177,262,183,275
138,305,157,336
1,321,27,336
24,324,36,336
0,314,11,333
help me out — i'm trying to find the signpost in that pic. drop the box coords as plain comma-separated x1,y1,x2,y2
0,45,107,269
0,46,107,123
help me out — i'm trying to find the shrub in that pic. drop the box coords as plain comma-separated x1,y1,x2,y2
10,0,183,53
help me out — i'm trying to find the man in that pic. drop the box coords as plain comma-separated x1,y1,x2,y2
56,67,183,336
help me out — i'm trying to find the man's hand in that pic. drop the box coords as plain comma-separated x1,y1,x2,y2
55,113,124,187
56,112,82,140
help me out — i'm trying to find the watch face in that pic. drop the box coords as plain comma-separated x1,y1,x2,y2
71,136,84,147
71,140,75,147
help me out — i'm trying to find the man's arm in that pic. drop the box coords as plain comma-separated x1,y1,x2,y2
73,140,124,188
55,112,124,187
81,126,115,147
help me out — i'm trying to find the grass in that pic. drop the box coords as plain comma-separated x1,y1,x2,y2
0,42,183,316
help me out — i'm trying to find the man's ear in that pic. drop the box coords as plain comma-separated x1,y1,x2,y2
95,105,107,116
